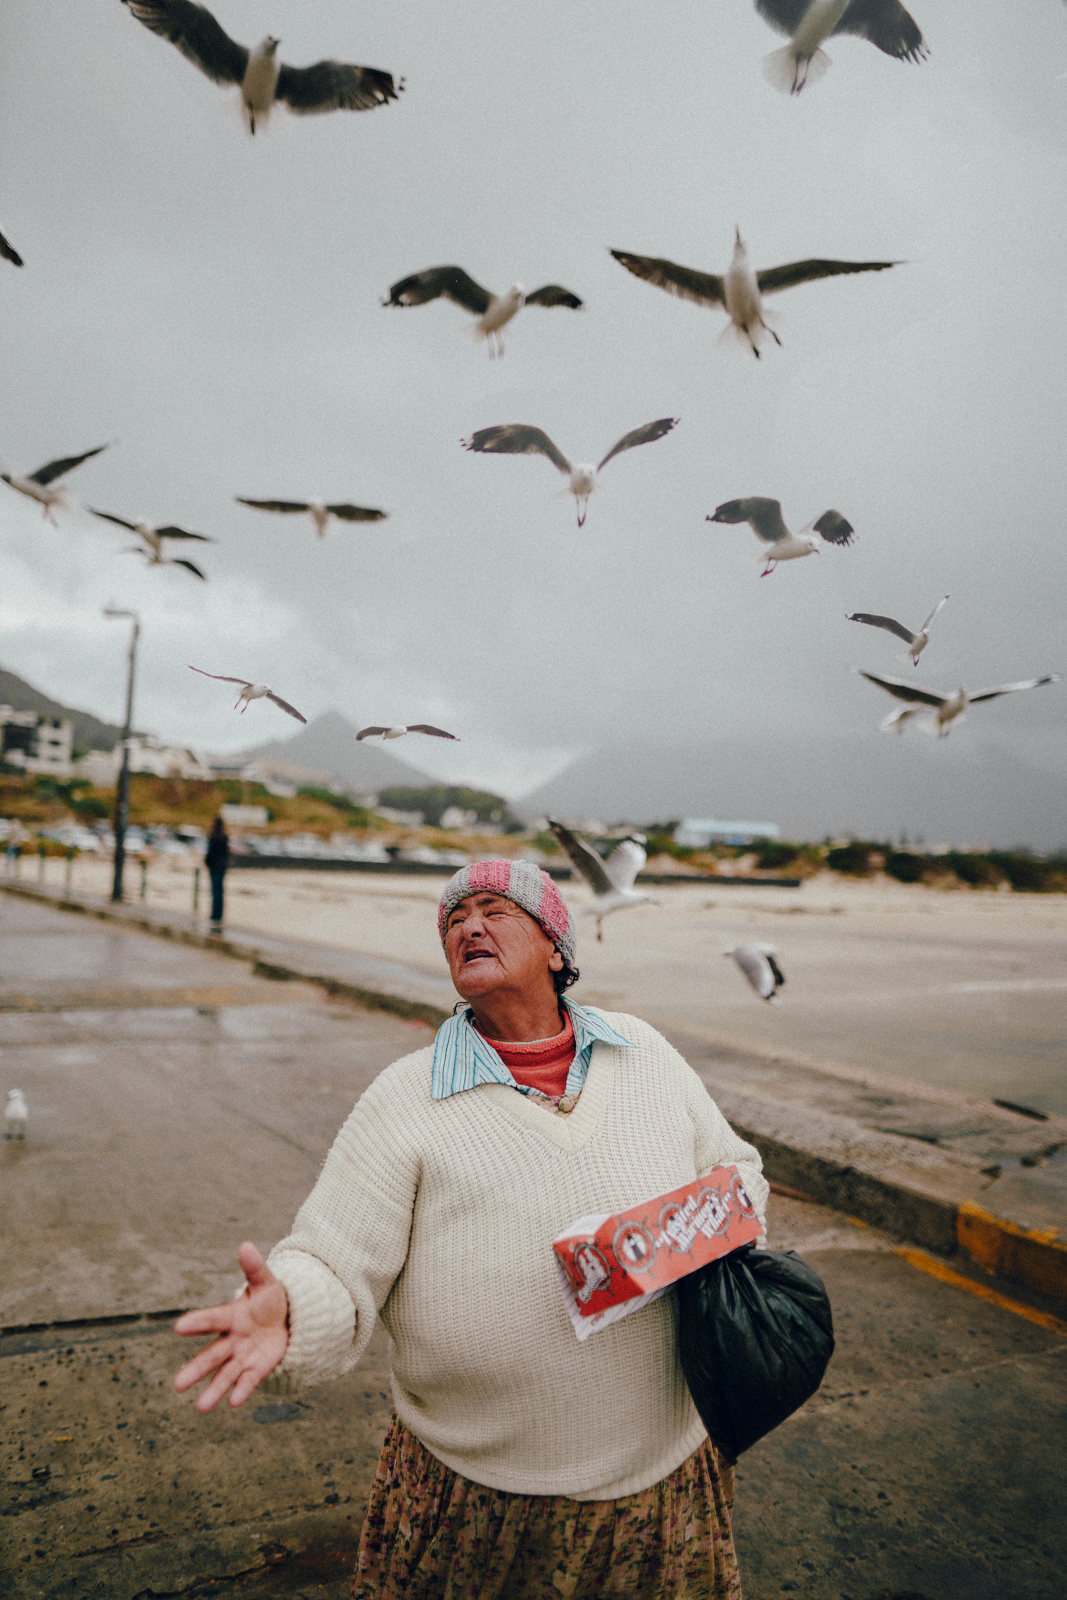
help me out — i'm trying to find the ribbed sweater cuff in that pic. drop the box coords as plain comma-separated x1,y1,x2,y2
268,1247,359,1386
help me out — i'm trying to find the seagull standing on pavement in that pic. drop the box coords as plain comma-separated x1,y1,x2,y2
463,419,678,527
708,497,855,574
121,0,402,135
611,229,898,357
356,724,458,742
236,497,387,537
755,0,928,95
384,266,583,358
4,1088,28,1139
724,944,786,1004
1,445,107,524
90,509,213,578
549,820,651,941
0,229,23,267
858,669,1061,736
187,666,307,722
847,596,949,665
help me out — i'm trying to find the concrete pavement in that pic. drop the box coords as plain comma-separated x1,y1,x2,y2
2,894,1066,1598
0,893,429,1329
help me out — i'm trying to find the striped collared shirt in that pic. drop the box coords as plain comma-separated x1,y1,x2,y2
430,998,633,1101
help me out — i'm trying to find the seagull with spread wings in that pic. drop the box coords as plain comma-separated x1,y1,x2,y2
549,820,650,941
236,497,387,538
384,267,583,358
356,724,458,743
121,0,402,135
755,0,928,95
90,508,213,579
0,229,23,268
708,496,855,575
1,445,107,524
463,418,678,527
859,669,1061,736
188,666,306,722
611,228,898,357
725,944,786,1004
848,596,949,665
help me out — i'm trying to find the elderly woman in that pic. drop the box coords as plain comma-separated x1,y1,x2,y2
175,860,768,1599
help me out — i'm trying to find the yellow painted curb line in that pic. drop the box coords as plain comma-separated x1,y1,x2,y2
896,1248,1067,1338
956,1199,1067,1304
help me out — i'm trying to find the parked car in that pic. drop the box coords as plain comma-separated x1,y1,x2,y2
333,841,393,863
43,824,102,853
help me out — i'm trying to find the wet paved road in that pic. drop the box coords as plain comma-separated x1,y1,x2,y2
1,895,1065,1599
0,895,424,1328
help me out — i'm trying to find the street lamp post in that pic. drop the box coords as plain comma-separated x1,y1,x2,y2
103,607,140,903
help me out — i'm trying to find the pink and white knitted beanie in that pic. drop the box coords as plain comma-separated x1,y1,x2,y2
438,859,576,966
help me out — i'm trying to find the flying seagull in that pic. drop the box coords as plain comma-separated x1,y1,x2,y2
355,724,458,742
236,497,387,538
858,669,1061,736
4,1088,27,1140
187,666,307,722
847,596,949,665
90,508,213,579
0,229,23,268
755,0,928,95
708,497,854,575
121,0,402,135
549,819,650,941
1,445,107,524
384,267,583,358
462,418,679,527
611,229,898,357
724,944,786,1004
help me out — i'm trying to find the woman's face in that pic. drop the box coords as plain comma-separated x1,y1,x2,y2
445,892,562,1002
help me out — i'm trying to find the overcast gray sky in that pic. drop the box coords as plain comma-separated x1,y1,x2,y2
2,2,1065,840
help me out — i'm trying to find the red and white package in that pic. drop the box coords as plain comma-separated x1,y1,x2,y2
552,1165,763,1341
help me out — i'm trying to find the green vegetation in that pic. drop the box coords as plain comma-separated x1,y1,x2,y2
829,841,1067,892
0,772,383,836
754,839,803,871
825,843,882,877
883,850,926,883
987,851,1067,892
295,786,377,828
376,786,521,831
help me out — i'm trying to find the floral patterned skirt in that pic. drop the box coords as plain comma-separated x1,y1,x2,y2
352,1414,742,1599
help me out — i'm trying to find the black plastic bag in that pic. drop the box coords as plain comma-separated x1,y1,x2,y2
676,1244,834,1463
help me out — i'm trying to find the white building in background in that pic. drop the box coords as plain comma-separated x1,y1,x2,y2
0,707,73,776
439,806,479,830
219,804,269,827
674,818,781,848
73,735,214,786
235,756,332,799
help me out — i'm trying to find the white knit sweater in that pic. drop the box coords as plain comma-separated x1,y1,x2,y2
266,1010,768,1500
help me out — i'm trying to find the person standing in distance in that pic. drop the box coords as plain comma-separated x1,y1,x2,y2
205,816,230,932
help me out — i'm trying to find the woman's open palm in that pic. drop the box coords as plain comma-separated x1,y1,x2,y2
174,1242,289,1412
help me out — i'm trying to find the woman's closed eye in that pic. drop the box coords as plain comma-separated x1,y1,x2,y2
450,903,515,928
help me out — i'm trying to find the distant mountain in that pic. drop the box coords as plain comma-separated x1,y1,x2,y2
514,732,1067,852
0,666,128,755
224,710,437,794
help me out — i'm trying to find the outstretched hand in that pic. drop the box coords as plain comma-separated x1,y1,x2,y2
174,1242,289,1412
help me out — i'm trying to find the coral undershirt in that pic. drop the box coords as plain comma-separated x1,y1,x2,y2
479,1009,576,1097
